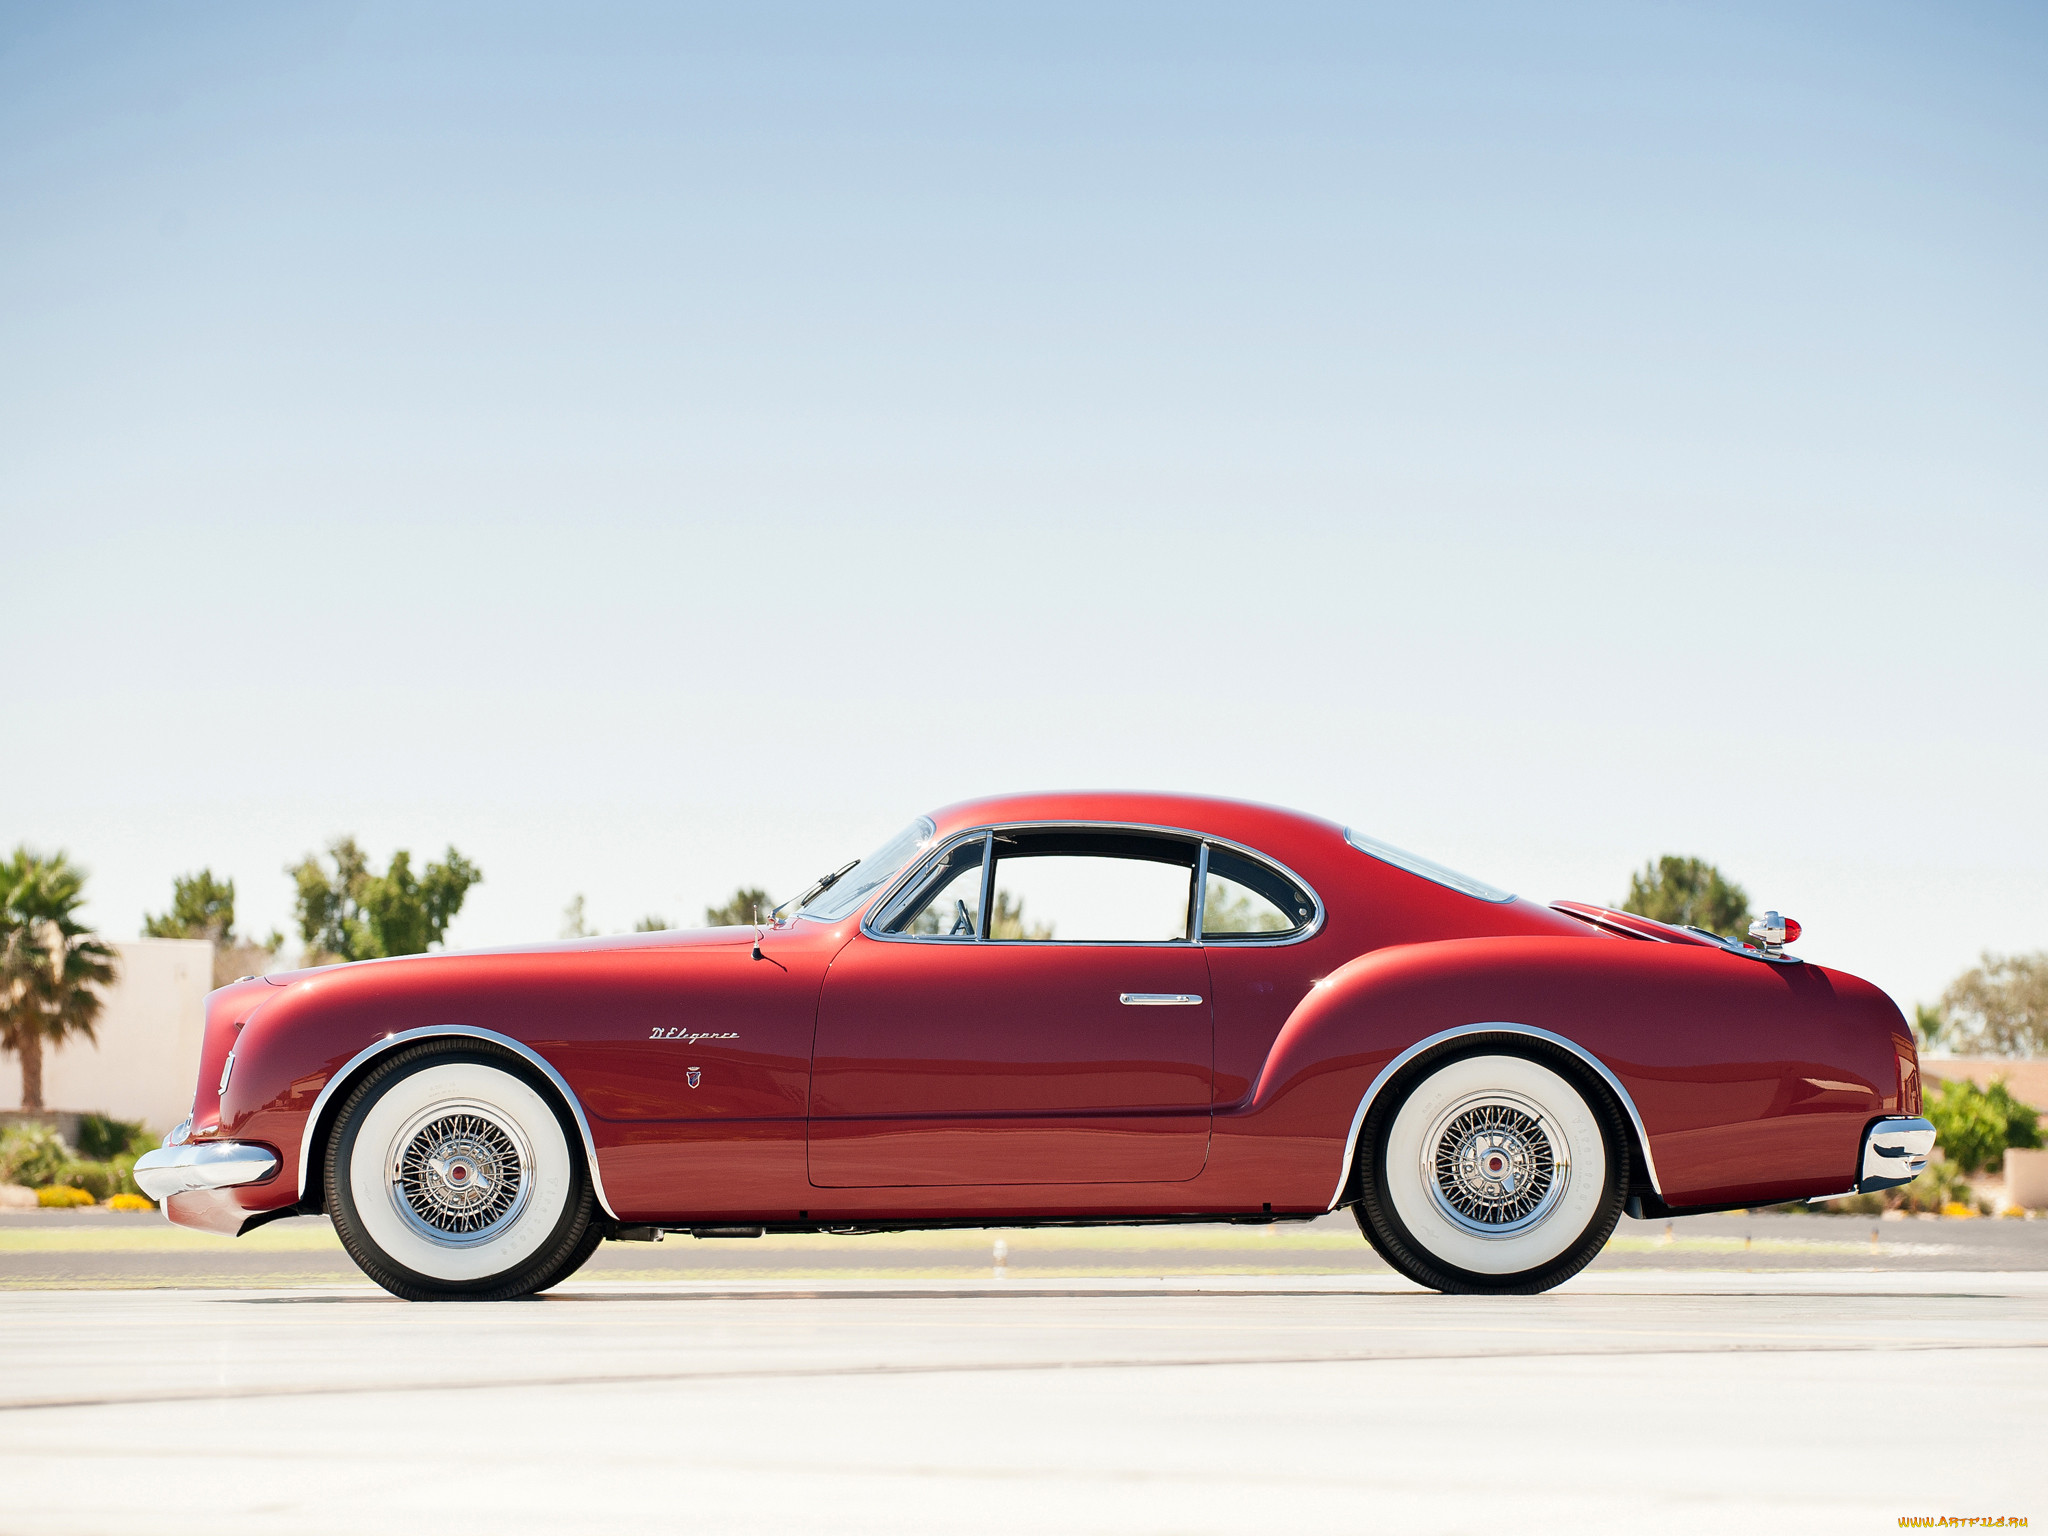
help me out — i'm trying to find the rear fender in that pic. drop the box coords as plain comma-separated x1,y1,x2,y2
1241,935,1906,1211
1319,1021,1661,1210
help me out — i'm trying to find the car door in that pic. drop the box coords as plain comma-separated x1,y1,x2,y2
1190,842,1327,1107
808,827,1214,1188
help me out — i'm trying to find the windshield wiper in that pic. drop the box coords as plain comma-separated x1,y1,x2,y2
770,858,861,924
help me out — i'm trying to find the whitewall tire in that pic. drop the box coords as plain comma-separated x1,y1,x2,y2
1356,1049,1627,1295
326,1044,601,1301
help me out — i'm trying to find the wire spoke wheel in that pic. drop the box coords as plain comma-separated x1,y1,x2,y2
1355,1048,1626,1295
389,1103,532,1245
325,1045,601,1301
1424,1092,1568,1237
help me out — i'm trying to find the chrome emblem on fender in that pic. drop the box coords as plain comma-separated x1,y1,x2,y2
686,1066,701,1089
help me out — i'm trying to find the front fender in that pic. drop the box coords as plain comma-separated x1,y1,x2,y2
207,956,614,1222
1237,936,1909,1210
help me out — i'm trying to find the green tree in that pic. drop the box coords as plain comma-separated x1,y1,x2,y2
1935,952,2048,1058
560,901,672,936
143,869,282,987
1621,856,1753,939
75,1112,151,1160
705,887,774,927
143,870,236,945
1891,1157,1976,1215
987,889,1053,941
560,895,595,940
0,849,119,1111
1202,879,1290,934
288,838,481,963
1912,1003,1947,1054
1923,1076,2043,1174
292,837,372,961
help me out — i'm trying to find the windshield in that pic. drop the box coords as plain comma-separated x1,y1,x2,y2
798,817,937,922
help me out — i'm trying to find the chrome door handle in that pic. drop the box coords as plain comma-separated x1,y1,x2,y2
1119,993,1203,1006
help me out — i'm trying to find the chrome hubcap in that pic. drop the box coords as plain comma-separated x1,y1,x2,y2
388,1102,531,1245
1423,1092,1569,1238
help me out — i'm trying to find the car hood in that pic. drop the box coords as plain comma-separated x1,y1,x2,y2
254,925,756,986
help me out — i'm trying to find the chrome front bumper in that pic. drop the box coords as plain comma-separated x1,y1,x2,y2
132,1141,281,1200
1856,1116,1936,1193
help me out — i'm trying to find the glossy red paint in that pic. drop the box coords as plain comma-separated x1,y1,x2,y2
810,937,1212,1186
1246,935,1906,1208
164,791,1916,1237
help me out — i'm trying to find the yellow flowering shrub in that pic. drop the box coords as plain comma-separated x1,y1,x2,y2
104,1192,154,1212
59,1159,127,1202
36,1185,94,1208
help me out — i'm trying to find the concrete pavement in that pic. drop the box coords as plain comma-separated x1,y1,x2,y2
6,1207,2044,1286
0,1269,2041,1535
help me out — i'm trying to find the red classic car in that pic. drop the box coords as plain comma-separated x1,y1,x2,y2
135,792,1934,1299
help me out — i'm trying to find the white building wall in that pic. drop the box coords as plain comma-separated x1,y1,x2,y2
0,937,213,1134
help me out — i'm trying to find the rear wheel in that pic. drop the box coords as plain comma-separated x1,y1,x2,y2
325,1043,601,1301
1354,1050,1627,1295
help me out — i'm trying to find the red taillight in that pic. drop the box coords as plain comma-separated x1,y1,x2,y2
1746,910,1800,952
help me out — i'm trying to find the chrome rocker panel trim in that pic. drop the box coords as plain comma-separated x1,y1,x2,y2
292,1026,620,1221
133,1140,281,1201
1327,1022,1665,1210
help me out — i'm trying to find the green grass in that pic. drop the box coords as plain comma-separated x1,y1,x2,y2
0,1220,347,1253
0,1214,1959,1289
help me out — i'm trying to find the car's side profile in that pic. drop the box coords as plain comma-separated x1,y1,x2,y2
136,792,1934,1299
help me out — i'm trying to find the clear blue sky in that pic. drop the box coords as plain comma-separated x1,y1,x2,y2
2,3,2043,1015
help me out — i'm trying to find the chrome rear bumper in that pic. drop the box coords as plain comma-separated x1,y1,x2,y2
133,1141,280,1200
1856,1116,1936,1193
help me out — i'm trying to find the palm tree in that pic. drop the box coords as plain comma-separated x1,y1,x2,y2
0,848,119,1112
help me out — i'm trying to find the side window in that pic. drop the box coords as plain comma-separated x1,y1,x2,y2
1201,845,1315,940
988,830,1196,943
875,835,987,938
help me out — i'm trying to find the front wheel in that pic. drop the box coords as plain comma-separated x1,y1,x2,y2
326,1044,602,1301
1354,1050,1627,1295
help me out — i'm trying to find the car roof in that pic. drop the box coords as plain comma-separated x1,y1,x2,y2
924,791,1346,865
916,792,1582,949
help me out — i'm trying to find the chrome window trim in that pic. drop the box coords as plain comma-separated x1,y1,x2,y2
868,829,990,941
864,827,1014,943
976,831,996,939
857,820,1326,948
1188,841,1210,942
294,1025,619,1220
792,815,940,925
1325,1022,1664,1210
1198,836,1319,943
